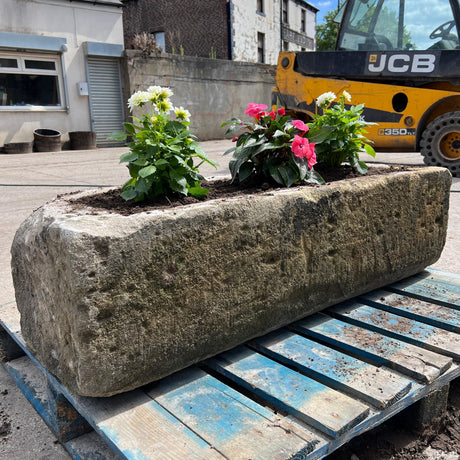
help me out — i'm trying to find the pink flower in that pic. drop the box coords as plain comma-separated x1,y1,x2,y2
245,103,268,118
277,107,286,116
292,119,309,136
232,136,238,142
291,135,317,169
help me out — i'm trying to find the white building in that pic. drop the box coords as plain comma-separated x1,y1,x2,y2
0,0,124,147
229,0,317,65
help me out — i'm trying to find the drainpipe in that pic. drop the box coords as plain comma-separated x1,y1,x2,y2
227,0,233,60
280,0,283,53
60,44,70,113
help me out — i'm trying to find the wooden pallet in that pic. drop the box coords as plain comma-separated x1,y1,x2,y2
1,268,459,460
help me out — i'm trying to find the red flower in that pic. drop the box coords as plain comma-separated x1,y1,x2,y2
245,103,268,118
232,136,238,142
277,107,286,116
267,111,276,120
291,135,317,169
255,111,266,121
292,119,309,136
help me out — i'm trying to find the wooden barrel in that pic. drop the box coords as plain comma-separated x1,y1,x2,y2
3,142,33,154
69,131,97,150
33,129,61,152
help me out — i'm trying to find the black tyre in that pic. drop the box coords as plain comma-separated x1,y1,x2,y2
420,111,460,177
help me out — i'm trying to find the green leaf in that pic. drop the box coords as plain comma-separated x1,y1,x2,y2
109,130,128,141
356,160,368,174
364,143,376,158
268,164,284,185
120,187,138,201
123,122,137,135
155,158,169,167
188,185,209,197
224,146,236,156
119,151,138,163
238,162,254,182
278,164,298,187
224,124,246,137
305,169,326,185
138,165,157,178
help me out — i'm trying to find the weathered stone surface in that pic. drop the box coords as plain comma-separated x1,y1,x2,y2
11,167,451,396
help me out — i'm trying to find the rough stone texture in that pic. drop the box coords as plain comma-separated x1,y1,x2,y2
11,167,451,397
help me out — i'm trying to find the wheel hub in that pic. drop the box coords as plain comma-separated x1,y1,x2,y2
440,131,460,160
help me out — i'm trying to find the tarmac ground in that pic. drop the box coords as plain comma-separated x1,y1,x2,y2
0,140,458,459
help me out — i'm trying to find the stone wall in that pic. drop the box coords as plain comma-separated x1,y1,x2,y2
122,51,277,140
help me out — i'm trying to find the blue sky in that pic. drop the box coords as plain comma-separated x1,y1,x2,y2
310,0,338,25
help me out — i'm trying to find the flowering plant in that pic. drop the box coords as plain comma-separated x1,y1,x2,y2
309,91,376,173
111,86,217,201
221,103,325,187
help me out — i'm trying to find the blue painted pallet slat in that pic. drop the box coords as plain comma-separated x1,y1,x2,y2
250,329,413,409
291,313,452,383
206,346,370,439
328,301,460,360
146,366,326,460
359,290,460,333
386,271,460,308
3,356,119,460
0,304,223,460
2,268,460,460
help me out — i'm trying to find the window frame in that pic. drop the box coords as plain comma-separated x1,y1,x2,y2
257,0,264,14
301,9,306,33
257,32,265,63
0,51,65,111
282,0,289,24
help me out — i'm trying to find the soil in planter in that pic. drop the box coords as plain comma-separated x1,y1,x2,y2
69,165,412,216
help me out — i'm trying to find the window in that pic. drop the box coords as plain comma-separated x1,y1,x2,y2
0,52,63,109
282,0,289,24
301,9,306,33
283,41,289,51
258,32,265,63
257,0,264,14
153,32,165,52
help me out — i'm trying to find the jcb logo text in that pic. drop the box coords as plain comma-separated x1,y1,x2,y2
368,54,436,73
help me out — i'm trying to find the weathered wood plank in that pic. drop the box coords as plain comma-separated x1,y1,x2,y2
64,431,119,460
147,366,326,459
251,329,413,409
206,346,370,439
359,290,460,333
291,313,452,383
329,301,460,360
0,302,223,459
386,271,460,308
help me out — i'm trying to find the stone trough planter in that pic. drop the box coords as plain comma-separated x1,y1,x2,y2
11,167,451,397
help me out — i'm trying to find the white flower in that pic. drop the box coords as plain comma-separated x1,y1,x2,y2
147,85,162,95
127,91,151,111
316,91,337,109
158,87,173,101
342,90,351,102
174,106,191,122
155,99,173,114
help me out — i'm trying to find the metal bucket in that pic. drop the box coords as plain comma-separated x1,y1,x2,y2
33,129,62,152
69,131,97,150
3,142,33,154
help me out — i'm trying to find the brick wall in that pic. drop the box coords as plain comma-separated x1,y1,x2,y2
123,0,230,59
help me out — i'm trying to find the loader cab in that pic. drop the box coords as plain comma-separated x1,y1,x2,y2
336,0,460,51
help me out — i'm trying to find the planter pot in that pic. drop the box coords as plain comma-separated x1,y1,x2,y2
69,131,97,150
3,142,33,154
11,167,451,397
33,129,61,152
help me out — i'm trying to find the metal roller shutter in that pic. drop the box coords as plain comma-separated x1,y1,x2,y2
87,57,124,145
